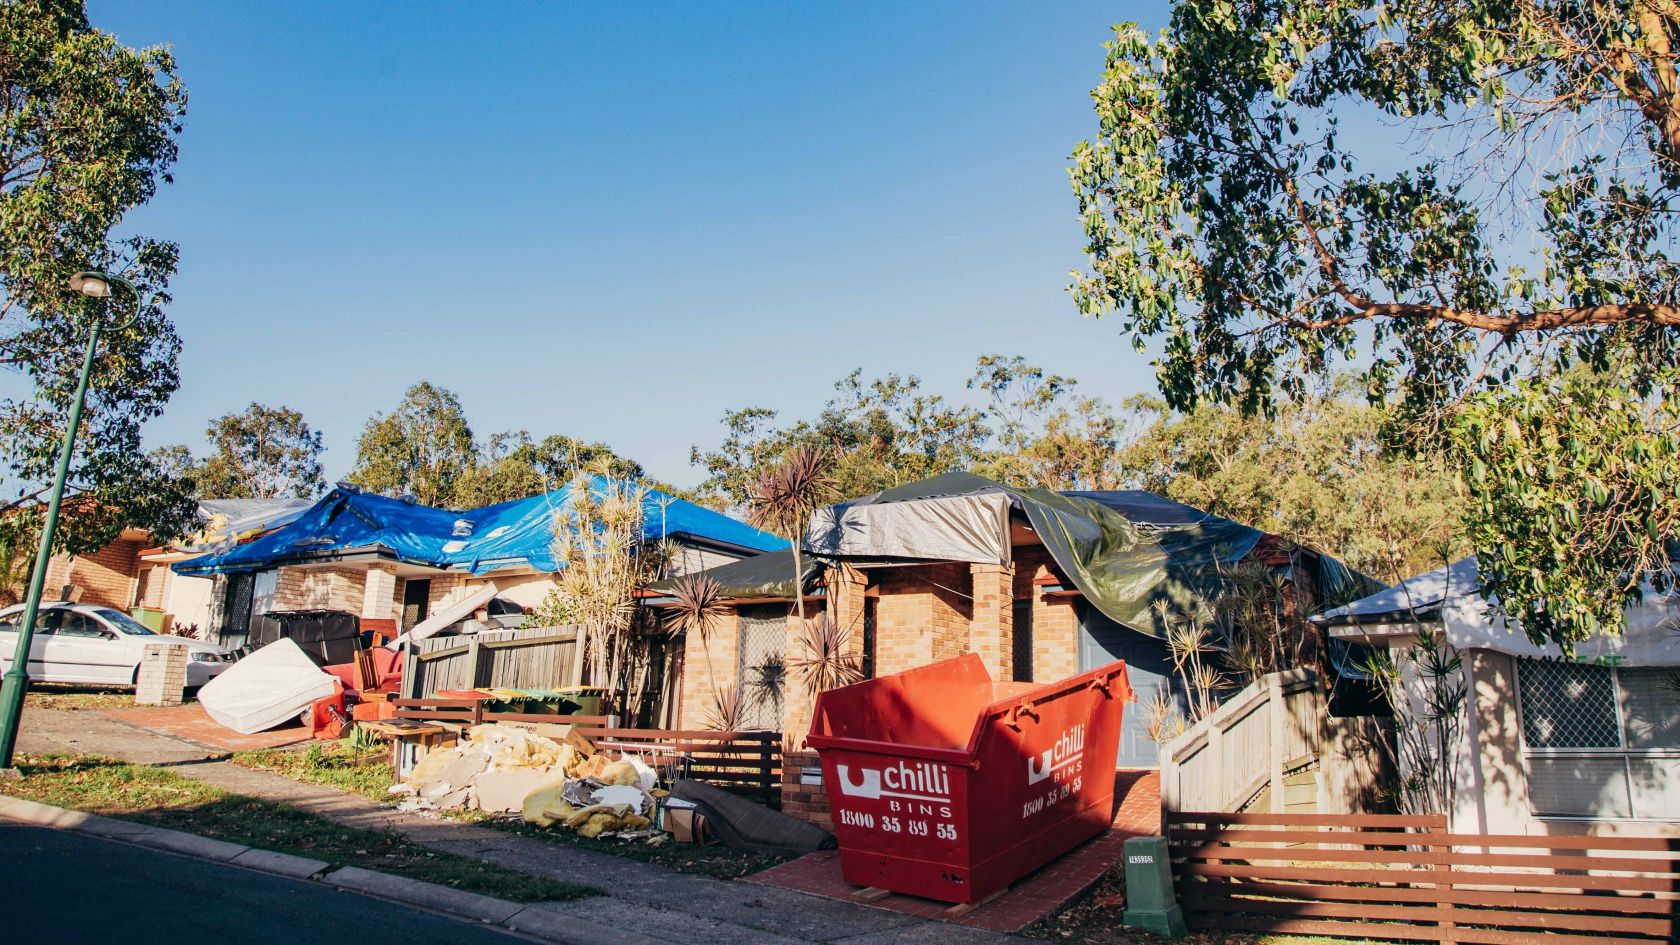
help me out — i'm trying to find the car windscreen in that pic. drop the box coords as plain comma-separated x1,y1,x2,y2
93,608,156,635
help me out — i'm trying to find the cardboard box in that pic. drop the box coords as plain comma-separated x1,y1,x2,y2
662,802,712,845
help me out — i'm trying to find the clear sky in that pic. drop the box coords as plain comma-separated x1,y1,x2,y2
90,2,1172,489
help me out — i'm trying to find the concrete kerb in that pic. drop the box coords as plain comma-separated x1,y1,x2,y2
322,866,527,925
0,793,575,941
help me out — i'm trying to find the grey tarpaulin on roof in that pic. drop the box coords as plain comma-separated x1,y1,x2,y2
650,548,822,600
801,471,1276,638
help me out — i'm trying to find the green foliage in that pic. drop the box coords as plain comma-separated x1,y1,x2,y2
1122,384,1467,584
693,370,988,511
1449,370,1680,649
691,355,1135,509
1070,2,1680,644
194,402,325,499
0,1,195,551
695,356,1462,586
347,381,479,506
349,381,678,509
15,754,597,901
1360,636,1467,816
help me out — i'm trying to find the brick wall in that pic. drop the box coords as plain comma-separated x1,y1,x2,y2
1014,545,1080,680
780,748,831,829
675,608,741,730
362,565,398,620
140,563,171,610
427,573,467,612
872,562,974,676
969,562,1014,681
273,566,366,613
43,539,144,608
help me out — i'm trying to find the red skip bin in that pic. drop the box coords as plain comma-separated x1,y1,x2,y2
807,653,1132,904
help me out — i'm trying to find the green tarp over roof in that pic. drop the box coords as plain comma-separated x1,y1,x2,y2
805,471,1280,636
668,471,1374,644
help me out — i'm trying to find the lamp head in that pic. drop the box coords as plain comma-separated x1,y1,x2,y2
68,271,114,298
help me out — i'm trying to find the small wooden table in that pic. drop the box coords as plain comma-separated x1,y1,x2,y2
359,719,450,777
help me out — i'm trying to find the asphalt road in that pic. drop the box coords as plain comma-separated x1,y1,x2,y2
0,823,526,945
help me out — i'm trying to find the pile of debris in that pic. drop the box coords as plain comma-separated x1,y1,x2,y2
389,723,666,841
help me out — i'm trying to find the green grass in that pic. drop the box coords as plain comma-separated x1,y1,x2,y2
233,741,788,880
24,684,136,711
235,742,394,800
6,754,599,902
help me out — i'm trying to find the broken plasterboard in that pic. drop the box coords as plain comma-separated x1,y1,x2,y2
390,582,500,646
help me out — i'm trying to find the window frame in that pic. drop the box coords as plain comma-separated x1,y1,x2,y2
1514,657,1680,822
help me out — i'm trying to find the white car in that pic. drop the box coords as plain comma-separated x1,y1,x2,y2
0,602,236,688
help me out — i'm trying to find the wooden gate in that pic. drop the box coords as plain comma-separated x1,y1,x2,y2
1168,811,1680,944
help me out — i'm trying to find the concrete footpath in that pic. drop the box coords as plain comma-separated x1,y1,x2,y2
14,707,1020,945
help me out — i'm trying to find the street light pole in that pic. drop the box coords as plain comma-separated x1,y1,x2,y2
0,272,136,771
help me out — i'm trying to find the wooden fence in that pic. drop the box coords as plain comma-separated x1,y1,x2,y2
1161,668,1390,822
402,625,582,698
392,698,612,729
1168,811,1680,945
576,727,783,808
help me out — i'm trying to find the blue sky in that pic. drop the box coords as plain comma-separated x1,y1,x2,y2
92,2,1171,489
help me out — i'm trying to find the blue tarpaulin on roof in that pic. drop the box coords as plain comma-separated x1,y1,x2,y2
173,477,786,577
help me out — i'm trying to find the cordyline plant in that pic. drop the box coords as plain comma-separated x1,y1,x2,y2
663,572,729,653
747,445,839,688
703,683,747,732
789,614,863,697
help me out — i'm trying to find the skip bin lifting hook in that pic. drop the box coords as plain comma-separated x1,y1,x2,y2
1006,703,1039,730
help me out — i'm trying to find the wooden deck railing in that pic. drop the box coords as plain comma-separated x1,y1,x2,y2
388,697,782,807
1160,668,1389,822
1168,810,1680,944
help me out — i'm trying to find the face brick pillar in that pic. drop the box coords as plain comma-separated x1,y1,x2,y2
362,566,397,622
969,562,1015,682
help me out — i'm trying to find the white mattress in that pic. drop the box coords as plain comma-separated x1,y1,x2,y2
198,637,338,734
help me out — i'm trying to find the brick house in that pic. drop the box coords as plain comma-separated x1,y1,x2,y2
10,499,313,634
174,480,784,647
653,472,1366,826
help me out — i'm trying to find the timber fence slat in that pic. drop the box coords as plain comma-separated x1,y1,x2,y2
1168,811,1680,945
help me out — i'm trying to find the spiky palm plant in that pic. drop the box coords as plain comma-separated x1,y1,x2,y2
663,572,729,656
537,476,665,714
789,613,863,696
747,445,836,632
703,683,748,732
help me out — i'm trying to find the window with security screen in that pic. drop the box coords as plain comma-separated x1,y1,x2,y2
1516,659,1619,749
736,605,788,731
1516,657,1680,820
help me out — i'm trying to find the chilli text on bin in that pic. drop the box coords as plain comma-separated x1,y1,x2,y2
835,760,950,803
1025,724,1086,786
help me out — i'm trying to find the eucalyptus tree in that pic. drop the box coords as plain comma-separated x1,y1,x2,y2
1071,1,1680,646
0,0,196,550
